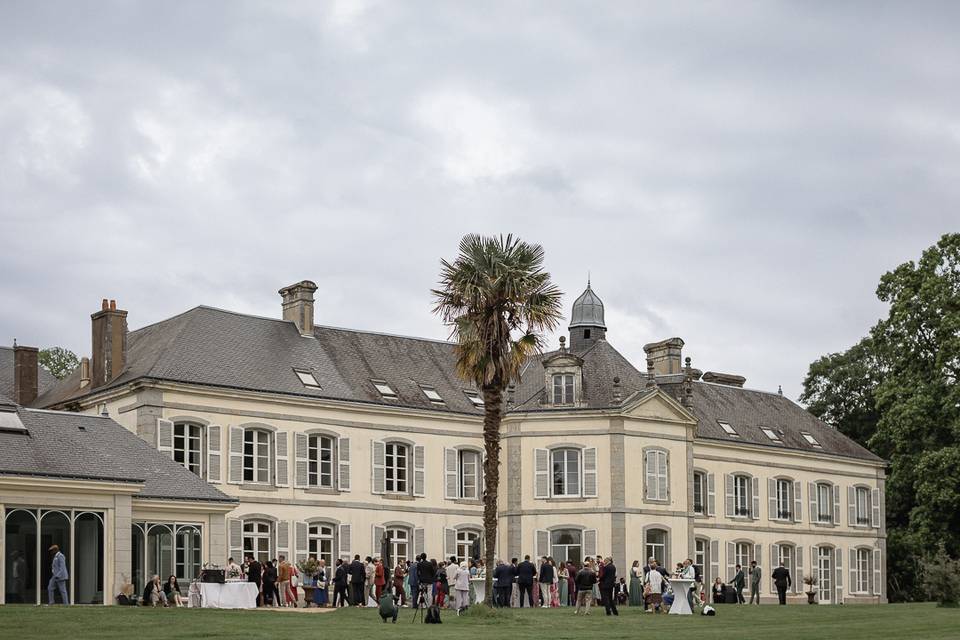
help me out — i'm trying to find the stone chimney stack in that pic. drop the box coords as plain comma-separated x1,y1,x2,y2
643,337,685,375
13,343,39,405
91,298,128,388
79,357,91,389
279,280,318,337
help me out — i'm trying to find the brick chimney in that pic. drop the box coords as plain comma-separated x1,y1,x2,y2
643,337,685,375
13,344,39,405
279,280,318,337
91,298,128,388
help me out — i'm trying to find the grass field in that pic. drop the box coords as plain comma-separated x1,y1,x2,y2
0,602,958,640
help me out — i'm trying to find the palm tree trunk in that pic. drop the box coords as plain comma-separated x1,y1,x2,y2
481,385,503,606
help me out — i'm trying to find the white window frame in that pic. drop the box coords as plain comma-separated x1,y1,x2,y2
801,432,821,447
173,422,203,476
386,527,410,565
455,529,480,564
776,479,793,520
308,434,335,489
307,523,335,567
552,528,584,565
243,429,271,484
552,373,575,404
718,420,739,436
761,427,781,442
464,390,484,407
419,385,444,404
855,548,870,594
385,442,409,494
551,447,581,497
816,483,833,524
372,379,397,399
645,529,668,567
294,369,321,388
735,541,752,569
644,449,669,502
817,546,833,603
693,471,706,515
778,544,795,592
459,449,480,500
243,520,272,562
855,487,870,526
734,474,751,517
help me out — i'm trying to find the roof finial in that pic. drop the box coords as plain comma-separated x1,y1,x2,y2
612,376,622,405
587,270,591,288
12,338,17,348
559,335,567,353
682,356,694,408
645,357,657,389
778,384,783,396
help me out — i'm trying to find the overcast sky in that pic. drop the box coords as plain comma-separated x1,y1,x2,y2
2,1,958,400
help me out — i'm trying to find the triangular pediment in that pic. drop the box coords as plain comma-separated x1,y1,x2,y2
621,388,696,424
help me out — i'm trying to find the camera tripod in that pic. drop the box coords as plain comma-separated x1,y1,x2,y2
411,584,430,623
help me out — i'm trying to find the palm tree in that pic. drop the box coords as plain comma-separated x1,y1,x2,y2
433,234,563,605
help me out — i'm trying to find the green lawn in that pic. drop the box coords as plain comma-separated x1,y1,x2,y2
0,602,957,640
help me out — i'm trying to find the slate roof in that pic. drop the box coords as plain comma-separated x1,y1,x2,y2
36,305,882,463
0,405,236,502
0,346,58,401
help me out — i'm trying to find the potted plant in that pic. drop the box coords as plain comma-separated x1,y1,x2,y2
803,575,818,604
297,557,319,587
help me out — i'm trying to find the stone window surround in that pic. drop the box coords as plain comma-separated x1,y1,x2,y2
302,427,341,493
642,446,670,505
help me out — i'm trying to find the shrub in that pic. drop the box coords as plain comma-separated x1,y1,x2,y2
922,545,960,608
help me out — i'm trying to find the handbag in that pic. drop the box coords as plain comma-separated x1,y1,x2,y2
291,574,300,588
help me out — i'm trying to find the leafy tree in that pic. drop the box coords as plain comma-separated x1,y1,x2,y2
433,234,563,605
922,544,960,607
38,346,79,380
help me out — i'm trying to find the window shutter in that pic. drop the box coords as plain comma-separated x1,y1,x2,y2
850,549,857,593
795,546,803,594
832,484,841,525
414,528,425,558
228,518,243,561
583,447,598,498
371,440,385,494
706,472,716,516
294,432,309,488
753,543,761,568
156,418,174,458
373,526,386,557
808,482,817,520
873,548,882,597
535,529,550,560
871,488,881,529
444,448,459,500
337,437,351,492
793,480,803,523
724,474,734,517
770,544,779,593
534,448,550,499
848,487,856,526
338,524,351,560
273,431,289,487
276,520,290,558
444,528,456,558
751,476,760,520
207,424,222,483
835,547,843,604
295,521,309,563
583,529,597,558
657,451,668,501
644,451,655,501
413,444,426,497
726,542,735,579
768,478,777,520
228,426,244,484
709,539,719,586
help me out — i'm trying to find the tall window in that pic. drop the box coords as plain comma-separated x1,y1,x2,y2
778,545,794,591
243,521,271,562
735,542,752,568
645,449,668,501
308,523,334,566
855,487,870,525
816,483,833,523
693,472,706,514
552,448,581,497
386,527,409,565
552,529,582,565
734,474,751,517
243,429,270,483
694,539,707,580
175,527,202,582
460,450,480,499
385,443,408,493
645,529,667,567
776,479,793,520
308,435,334,488
552,374,574,404
817,546,833,603
173,423,202,476
855,548,870,593
456,529,480,563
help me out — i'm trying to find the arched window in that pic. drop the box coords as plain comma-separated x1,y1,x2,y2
173,422,203,476
552,448,581,497
243,429,271,483
854,547,871,593
308,523,335,566
645,529,668,567
734,541,752,568
175,526,202,582
456,529,480,563
243,521,272,562
551,529,582,565
816,545,833,603
386,527,410,565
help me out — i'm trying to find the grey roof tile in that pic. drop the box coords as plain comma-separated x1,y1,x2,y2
0,346,58,402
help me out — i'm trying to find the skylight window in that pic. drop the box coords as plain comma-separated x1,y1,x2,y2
294,369,321,388
761,427,782,442
420,385,444,404
372,380,397,399
0,407,26,433
718,421,739,437
801,432,821,447
464,390,484,407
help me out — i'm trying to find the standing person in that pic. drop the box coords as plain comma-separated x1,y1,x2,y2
349,555,366,606
515,555,536,608
749,560,762,605
375,558,386,601
644,562,667,613
393,561,406,607
549,559,560,607
278,555,295,607
262,561,278,606
681,559,697,610
47,545,69,605
730,564,746,605
313,559,329,607
333,559,349,608
445,556,459,608
10,550,27,603
435,560,448,608
567,561,577,606
407,560,418,606
269,559,281,606
454,561,471,610
712,577,725,604
510,558,520,607
537,556,554,607
493,560,512,607
225,557,243,580
365,557,376,606
772,561,792,605
558,561,569,607
574,562,597,615
417,553,436,607
246,554,263,607
599,556,619,616
629,560,643,607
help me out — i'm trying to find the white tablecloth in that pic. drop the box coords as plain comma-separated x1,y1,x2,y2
199,582,260,609
668,578,695,615
470,578,486,604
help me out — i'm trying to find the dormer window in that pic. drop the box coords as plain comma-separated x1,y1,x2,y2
464,390,484,407
801,432,821,447
553,374,574,404
372,380,397,400
294,369,321,388
419,385,444,405
761,427,781,442
718,421,739,437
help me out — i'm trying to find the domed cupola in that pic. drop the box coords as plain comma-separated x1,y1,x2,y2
569,280,606,351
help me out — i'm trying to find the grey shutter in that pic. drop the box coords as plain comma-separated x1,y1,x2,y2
770,544,779,593
707,472,716,516
294,432,309,488
228,518,243,561
835,547,843,604
534,448,550,499
644,451,655,500
795,546,803,594
414,528,425,558
873,549,882,597
583,447,598,498
832,484,841,525
373,525,386,557
850,549,857,593
583,529,597,558
724,474,734,517
371,440,385,494
275,431,289,487
808,482,817,521
657,450,668,501
811,547,818,594
338,524,351,560
793,480,803,523
768,478,777,520
444,448,459,499
848,487,856,526
535,530,550,559
229,426,244,484
709,539,719,586
207,424,222,483
156,418,174,458
295,521,309,562
754,543,761,568
413,444,426,497
276,520,290,557
726,542,735,579
871,488,881,528
751,476,760,520
337,437,350,492
444,528,456,558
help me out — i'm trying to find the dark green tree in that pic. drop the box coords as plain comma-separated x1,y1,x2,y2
38,346,79,380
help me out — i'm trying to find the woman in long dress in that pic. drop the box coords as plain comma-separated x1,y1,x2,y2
629,560,643,607
549,559,560,607
558,562,569,606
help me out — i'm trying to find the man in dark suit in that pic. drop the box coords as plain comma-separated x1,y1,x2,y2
493,560,513,607
771,561,792,605
537,557,554,607
730,564,745,604
333,559,350,607
515,555,537,607
417,553,436,606
245,554,262,607
598,556,619,616
349,554,367,606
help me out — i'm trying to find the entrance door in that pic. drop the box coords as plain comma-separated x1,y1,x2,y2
817,547,833,604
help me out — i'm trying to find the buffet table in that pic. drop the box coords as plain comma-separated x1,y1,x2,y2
199,582,260,609
470,577,486,604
